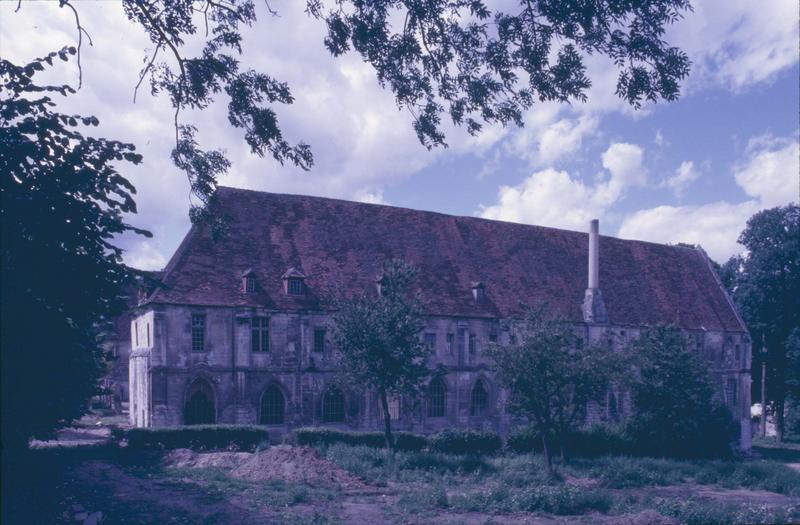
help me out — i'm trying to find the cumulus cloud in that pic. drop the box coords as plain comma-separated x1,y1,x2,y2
124,241,168,271
618,134,799,262
617,202,761,262
478,168,601,230
664,161,701,197
478,142,645,230
668,0,799,90
734,135,799,206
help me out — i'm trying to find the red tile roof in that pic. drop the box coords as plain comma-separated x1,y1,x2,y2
147,187,746,332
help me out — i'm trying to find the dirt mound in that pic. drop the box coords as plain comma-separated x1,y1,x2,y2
232,445,365,488
163,448,251,470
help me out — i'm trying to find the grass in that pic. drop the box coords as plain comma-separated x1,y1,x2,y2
161,466,339,507
654,497,800,525
8,438,800,523
562,454,800,495
315,440,800,522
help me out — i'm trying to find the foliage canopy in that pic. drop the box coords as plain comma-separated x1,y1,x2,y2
626,326,737,458
48,0,693,214
329,259,430,448
0,48,147,449
486,310,618,470
720,204,800,439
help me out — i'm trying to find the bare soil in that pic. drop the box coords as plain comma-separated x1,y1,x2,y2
230,445,367,489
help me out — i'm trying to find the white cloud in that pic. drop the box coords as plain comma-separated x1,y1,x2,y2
618,134,799,261
124,240,168,271
668,0,799,90
353,189,388,205
478,168,601,231
664,161,700,197
536,115,598,166
478,142,645,230
734,135,799,207
595,142,647,205
617,201,761,262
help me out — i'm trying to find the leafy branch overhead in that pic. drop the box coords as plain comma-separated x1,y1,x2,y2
52,0,690,212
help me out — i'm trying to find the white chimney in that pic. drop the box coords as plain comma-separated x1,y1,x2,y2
582,219,608,324
588,219,599,290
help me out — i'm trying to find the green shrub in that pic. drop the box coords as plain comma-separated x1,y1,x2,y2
506,424,541,453
566,425,633,457
583,456,689,488
655,498,800,525
289,427,428,451
124,425,268,451
451,484,612,515
429,429,501,455
394,431,429,451
507,423,633,457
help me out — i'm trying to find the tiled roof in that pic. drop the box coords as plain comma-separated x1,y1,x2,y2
147,187,746,332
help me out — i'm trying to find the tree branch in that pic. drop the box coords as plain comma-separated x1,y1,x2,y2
133,43,162,104
60,0,92,89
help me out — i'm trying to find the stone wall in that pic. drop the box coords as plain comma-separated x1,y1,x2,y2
129,304,752,448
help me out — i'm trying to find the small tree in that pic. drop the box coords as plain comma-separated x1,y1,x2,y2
486,311,616,473
329,259,429,449
626,326,738,458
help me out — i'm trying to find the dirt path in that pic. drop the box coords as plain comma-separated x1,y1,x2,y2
68,459,287,525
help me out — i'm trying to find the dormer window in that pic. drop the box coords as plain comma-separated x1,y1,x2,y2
288,278,303,295
471,281,485,303
241,269,256,293
282,268,306,295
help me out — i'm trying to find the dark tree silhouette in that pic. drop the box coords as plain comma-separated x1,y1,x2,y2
721,204,800,440
0,48,148,450
626,326,738,458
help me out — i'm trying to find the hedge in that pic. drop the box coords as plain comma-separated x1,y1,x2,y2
507,424,633,457
429,429,502,455
122,425,269,451
289,427,428,451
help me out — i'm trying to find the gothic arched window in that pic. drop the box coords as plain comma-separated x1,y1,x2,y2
322,387,345,423
260,384,285,425
470,380,488,416
427,377,446,418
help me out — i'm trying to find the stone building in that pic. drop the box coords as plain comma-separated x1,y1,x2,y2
129,187,752,448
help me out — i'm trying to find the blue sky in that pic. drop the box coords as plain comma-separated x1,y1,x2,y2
1,1,798,267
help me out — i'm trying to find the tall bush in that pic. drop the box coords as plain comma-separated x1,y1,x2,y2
626,326,738,458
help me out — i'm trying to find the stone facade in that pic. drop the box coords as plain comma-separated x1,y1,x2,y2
128,187,752,449
129,306,751,447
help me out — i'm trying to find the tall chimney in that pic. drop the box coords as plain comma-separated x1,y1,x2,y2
582,219,608,324
588,219,599,290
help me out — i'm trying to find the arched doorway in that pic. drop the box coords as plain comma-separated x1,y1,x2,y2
184,378,216,425
260,383,285,425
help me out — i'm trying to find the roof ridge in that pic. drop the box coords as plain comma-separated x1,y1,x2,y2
214,186,697,252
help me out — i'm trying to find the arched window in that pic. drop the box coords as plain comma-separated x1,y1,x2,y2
608,390,620,422
427,377,446,418
260,384,285,425
470,379,488,417
322,387,345,423
184,378,215,425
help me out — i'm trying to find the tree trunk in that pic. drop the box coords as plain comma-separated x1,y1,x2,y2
777,396,786,442
541,434,552,475
761,360,767,438
379,390,394,450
